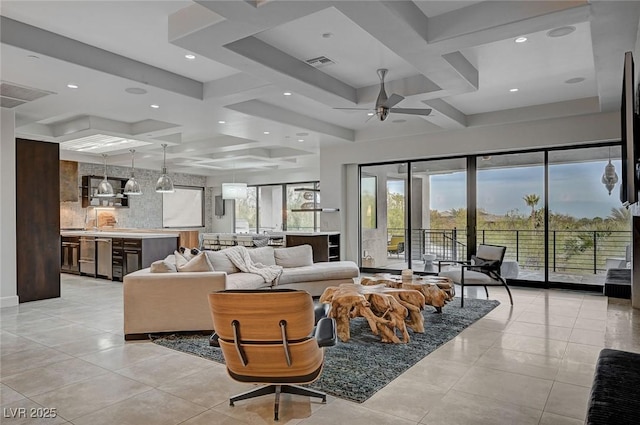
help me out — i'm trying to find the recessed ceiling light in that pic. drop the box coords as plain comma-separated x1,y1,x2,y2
283,92,292,96
125,87,147,95
547,26,575,38
184,54,196,60
509,88,519,92
218,120,226,124
367,112,375,116
67,83,79,89
298,139,304,142
263,131,270,134
150,104,160,109
565,77,585,84
515,36,528,43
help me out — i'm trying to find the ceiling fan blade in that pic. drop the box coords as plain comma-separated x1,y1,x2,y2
383,93,404,108
389,108,432,116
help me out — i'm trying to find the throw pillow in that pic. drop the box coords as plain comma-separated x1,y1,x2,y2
205,250,240,274
150,259,177,273
178,246,195,260
274,244,313,268
248,246,276,266
177,251,214,272
178,247,201,259
471,255,500,274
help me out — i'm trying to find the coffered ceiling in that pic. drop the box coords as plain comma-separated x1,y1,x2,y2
1,1,639,179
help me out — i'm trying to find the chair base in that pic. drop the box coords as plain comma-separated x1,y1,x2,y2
230,384,327,421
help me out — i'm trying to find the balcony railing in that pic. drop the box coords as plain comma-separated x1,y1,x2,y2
388,228,631,275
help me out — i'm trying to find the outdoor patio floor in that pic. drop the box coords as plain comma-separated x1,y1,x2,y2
379,257,608,286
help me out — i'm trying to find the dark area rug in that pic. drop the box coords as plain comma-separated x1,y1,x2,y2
152,297,499,403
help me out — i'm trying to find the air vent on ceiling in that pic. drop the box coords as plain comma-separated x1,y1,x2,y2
305,56,335,68
0,81,54,108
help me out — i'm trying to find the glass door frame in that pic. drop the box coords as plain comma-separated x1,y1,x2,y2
358,141,623,290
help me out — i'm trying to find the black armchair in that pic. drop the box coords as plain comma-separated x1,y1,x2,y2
438,244,513,307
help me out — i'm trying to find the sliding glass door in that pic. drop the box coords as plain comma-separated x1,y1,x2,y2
548,146,629,285
411,158,467,272
476,152,545,282
358,143,629,287
360,163,408,271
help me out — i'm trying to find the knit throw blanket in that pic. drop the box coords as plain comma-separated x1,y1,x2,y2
223,246,283,284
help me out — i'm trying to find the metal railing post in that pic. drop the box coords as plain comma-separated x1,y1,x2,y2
553,231,556,272
593,231,597,274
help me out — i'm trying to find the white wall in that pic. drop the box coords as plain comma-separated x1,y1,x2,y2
1,108,18,308
321,111,620,262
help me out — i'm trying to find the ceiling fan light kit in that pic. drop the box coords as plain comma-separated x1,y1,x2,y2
333,69,432,121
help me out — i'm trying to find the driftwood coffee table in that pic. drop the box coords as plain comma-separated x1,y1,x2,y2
363,274,455,313
320,283,427,344
320,274,455,344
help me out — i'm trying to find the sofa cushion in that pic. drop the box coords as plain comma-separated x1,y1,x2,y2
205,250,239,274
150,259,177,273
177,252,214,272
274,245,313,268
277,261,359,285
248,246,276,266
226,272,269,290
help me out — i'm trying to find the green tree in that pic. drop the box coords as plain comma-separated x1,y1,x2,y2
387,192,405,232
523,193,540,228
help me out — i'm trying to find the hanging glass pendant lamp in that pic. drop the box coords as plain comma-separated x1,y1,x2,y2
155,144,175,193
95,154,115,197
123,149,142,195
601,147,619,195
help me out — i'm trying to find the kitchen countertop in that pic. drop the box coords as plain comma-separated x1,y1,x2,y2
61,230,180,239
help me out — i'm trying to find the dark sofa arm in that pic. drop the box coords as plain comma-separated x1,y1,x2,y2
315,317,337,348
586,348,640,425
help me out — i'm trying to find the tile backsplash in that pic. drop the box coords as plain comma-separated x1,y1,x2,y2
60,161,213,232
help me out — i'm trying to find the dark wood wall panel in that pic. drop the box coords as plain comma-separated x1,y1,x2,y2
16,138,60,302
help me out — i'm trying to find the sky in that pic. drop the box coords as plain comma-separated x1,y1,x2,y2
388,160,625,219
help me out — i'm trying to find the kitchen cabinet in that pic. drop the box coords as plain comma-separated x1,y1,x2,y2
81,175,129,208
285,232,341,262
111,236,178,281
63,231,179,281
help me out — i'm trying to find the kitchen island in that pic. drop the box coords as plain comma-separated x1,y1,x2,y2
61,230,179,281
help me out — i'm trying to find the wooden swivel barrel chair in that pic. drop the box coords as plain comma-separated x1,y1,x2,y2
438,244,513,307
208,289,337,421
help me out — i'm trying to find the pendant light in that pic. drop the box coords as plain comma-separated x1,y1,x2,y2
222,161,247,199
601,147,619,195
123,149,142,195
155,143,175,193
95,154,115,197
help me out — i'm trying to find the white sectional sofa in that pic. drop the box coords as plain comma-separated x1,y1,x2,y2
123,244,358,339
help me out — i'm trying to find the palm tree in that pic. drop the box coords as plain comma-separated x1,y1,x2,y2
608,206,631,223
523,194,540,228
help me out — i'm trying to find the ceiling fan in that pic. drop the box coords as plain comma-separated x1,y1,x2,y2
334,69,432,121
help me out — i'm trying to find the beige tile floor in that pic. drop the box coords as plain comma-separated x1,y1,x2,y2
2,274,640,424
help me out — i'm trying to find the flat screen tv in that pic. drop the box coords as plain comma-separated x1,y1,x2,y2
620,51,638,205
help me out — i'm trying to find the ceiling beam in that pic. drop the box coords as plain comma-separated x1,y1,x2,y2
1,16,204,100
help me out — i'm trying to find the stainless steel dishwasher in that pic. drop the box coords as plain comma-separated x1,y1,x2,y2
79,236,96,276
96,237,113,280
